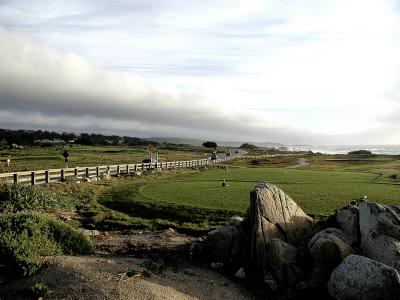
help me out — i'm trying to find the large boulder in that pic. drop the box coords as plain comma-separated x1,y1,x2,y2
203,216,245,263
328,255,400,300
335,206,359,244
248,183,314,275
359,201,400,271
265,239,304,287
308,228,354,286
248,183,314,276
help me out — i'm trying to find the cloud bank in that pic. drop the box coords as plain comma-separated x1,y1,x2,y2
1,0,400,145
0,28,318,143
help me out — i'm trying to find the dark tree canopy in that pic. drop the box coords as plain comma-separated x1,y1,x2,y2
348,150,372,155
202,141,218,148
0,128,158,147
240,143,257,149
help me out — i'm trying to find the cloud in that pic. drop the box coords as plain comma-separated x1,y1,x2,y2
1,1,400,145
0,27,320,143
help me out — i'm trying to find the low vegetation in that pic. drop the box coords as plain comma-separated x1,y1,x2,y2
0,212,92,277
0,183,77,213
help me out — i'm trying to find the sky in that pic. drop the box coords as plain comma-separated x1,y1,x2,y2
0,0,400,145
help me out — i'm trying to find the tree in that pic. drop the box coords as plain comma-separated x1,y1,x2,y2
202,141,218,148
240,143,257,149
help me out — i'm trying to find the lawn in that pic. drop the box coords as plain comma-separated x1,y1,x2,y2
140,167,400,216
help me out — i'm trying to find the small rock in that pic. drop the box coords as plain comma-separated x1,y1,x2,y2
79,229,100,236
190,242,202,259
263,273,278,291
210,262,223,270
228,216,243,227
205,223,245,263
235,267,246,279
101,172,111,180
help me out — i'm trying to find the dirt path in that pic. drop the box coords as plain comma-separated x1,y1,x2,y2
286,158,309,169
2,230,255,299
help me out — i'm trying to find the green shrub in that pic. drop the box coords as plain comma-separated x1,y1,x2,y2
0,212,92,276
0,183,77,213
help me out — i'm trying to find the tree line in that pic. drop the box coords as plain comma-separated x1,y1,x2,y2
0,128,158,147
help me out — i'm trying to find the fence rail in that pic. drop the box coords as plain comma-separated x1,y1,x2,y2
242,153,307,159
0,157,230,186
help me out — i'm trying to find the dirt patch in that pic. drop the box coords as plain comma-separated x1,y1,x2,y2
1,230,256,299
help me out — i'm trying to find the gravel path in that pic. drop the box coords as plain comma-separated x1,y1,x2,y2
286,158,309,169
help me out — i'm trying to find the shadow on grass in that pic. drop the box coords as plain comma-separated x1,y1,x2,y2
95,187,244,235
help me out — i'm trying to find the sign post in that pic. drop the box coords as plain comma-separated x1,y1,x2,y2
147,144,154,163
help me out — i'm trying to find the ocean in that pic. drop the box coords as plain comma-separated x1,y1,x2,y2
289,145,400,155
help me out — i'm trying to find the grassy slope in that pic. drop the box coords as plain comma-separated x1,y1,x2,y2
305,154,400,172
140,168,400,216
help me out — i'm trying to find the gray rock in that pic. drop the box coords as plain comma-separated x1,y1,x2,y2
328,255,400,300
265,239,303,287
308,228,354,286
248,182,314,275
249,182,314,245
79,229,100,236
210,262,223,269
359,201,400,271
235,267,246,279
228,216,243,227
205,222,245,263
83,177,91,183
335,206,359,243
101,172,111,180
263,273,278,291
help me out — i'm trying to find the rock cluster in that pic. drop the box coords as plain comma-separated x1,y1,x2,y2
197,182,400,299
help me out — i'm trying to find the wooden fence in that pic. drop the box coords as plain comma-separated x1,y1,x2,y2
242,153,308,159
0,157,230,186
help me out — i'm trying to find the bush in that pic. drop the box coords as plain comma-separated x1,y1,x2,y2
347,150,373,155
0,183,77,213
0,212,92,276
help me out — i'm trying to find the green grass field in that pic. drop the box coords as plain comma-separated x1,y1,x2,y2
0,145,201,172
139,167,400,216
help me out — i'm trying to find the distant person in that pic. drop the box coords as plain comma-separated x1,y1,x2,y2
62,149,69,168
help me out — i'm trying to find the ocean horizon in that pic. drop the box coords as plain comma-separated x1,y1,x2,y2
289,145,400,155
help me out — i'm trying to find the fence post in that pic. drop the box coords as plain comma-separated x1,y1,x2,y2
74,168,78,176
126,164,129,174
14,173,18,184
96,167,100,177
31,172,35,185
13,173,18,184
86,167,89,178
117,165,120,175
61,169,65,181
45,170,49,183
134,164,137,172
